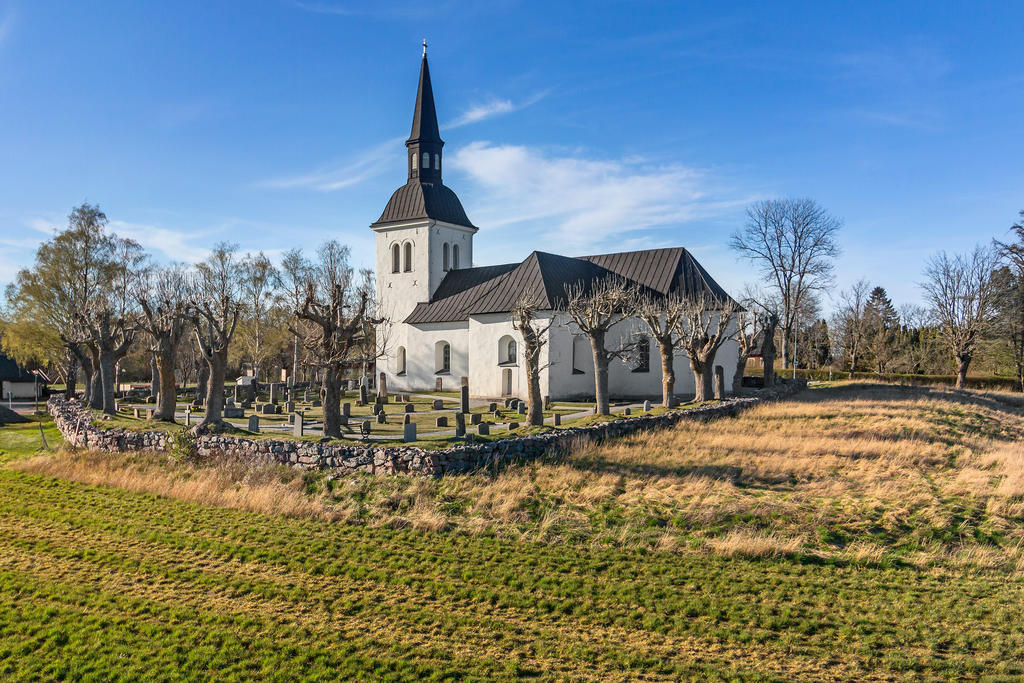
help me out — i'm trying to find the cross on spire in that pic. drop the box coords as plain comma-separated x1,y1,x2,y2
422,38,427,56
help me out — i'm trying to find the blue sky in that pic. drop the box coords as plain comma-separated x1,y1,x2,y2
1,1,1022,310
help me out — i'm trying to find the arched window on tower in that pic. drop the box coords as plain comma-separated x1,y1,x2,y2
391,243,400,273
442,243,450,271
452,244,460,270
411,153,417,170
422,152,430,169
403,242,413,272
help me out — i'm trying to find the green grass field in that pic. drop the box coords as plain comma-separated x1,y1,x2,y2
3,383,1024,679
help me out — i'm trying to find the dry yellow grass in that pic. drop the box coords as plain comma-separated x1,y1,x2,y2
17,381,1024,568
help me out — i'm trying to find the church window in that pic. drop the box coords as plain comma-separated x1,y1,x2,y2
452,244,460,269
442,242,450,271
411,153,417,170
435,341,451,373
434,153,439,171
633,336,650,373
498,335,517,366
572,336,588,375
391,243,400,273
396,346,406,375
403,242,413,272
507,339,517,363
422,152,430,169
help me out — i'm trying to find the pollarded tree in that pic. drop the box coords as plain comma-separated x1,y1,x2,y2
294,241,372,438
564,277,637,416
731,309,765,395
677,293,738,402
278,248,313,382
192,243,243,430
636,294,688,407
512,296,554,426
921,245,999,389
832,279,871,378
238,251,280,383
731,198,841,369
138,264,193,421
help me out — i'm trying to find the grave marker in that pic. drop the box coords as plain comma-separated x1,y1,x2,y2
403,422,417,442
714,365,725,400
248,415,259,432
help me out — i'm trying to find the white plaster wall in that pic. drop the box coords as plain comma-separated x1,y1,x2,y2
466,312,554,399
381,321,469,393
374,220,432,324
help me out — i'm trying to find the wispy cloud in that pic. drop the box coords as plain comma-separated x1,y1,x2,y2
449,142,746,253
108,220,211,264
445,91,549,129
257,137,401,192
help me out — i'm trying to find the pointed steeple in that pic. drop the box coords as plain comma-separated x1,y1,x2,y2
406,43,444,183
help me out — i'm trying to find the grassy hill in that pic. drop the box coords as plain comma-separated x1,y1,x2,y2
1,382,1023,679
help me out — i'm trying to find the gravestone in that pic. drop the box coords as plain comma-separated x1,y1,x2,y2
431,399,444,410
258,403,276,415
285,401,295,412
403,413,411,425
504,397,514,409
248,415,259,432
303,390,309,403
517,402,526,415
145,409,155,420
342,402,351,417
623,407,631,416
507,421,519,430
435,377,443,392
460,377,470,414
133,408,141,419
435,416,448,428
403,422,417,442
488,402,497,412
470,413,482,425
493,410,502,420
361,419,372,436
185,408,192,426
293,412,304,437
643,400,651,412
477,422,490,436
376,411,387,424
269,383,280,404
553,413,561,426
359,384,368,405
372,403,382,416
542,395,551,410
311,399,322,408
714,365,725,400
454,411,466,437
224,406,244,418
378,373,388,402
404,403,415,413
340,413,348,426
247,382,257,404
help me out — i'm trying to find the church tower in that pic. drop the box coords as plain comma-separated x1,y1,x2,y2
371,43,478,324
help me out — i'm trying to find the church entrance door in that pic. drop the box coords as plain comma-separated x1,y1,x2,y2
502,369,512,396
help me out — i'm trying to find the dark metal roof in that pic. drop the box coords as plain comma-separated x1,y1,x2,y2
370,180,476,229
407,54,441,146
404,247,735,324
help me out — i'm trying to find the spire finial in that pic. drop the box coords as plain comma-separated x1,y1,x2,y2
422,38,427,57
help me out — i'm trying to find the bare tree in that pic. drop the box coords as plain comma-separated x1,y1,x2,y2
138,264,193,421
237,252,279,383
192,243,243,430
731,198,841,369
677,293,738,401
564,277,637,415
832,279,871,378
278,248,313,382
512,296,554,426
294,241,370,438
635,294,688,407
921,245,999,389
994,214,1024,390
731,309,765,395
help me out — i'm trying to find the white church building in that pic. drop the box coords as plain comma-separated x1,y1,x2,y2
373,50,740,401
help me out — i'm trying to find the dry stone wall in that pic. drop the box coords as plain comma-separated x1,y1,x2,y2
48,381,804,477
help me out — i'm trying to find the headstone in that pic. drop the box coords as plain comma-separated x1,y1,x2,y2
435,416,448,428
145,409,155,420
185,408,192,426
258,403,276,415
312,399,322,408
340,413,348,426
372,403,382,416
508,421,519,430
359,384,368,405
270,383,280,404
714,365,725,400
460,384,470,414
285,401,295,412
248,415,259,432
623,407,631,416
643,400,652,412
378,372,388,401
403,422,417,442
432,399,444,410
303,390,309,403
517,402,526,415
376,411,386,424
543,395,551,410
247,381,257,404
493,410,502,419
470,413,482,425
342,402,351,417
488,402,497,412
454,411,466,437
477,422,490,436
224,406,244,418
553,413,561,426
403,413,411,424
293,412,304,437
435,377,443,392
504,397,514,408
133,408,141,419
361,419,372,436
404,403,415,413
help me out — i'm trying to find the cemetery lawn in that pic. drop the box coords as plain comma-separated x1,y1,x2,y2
4,382,1024,678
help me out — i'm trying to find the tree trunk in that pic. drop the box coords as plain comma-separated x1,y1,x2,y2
200,349,227,426
292,334,300,386
525,356,543,427
956,354,971,390
691,357,712,402
762,317,778,388
849,350,858,379
98,352,118,415
64,351,78,400
732,355,747,395
150,353,159,399
590,331,610,415
658,338,676,408
322,366,343,438
80,357,93,405
88,347,103,409
197,360,210,402
780,325,791,369
155,352,178,421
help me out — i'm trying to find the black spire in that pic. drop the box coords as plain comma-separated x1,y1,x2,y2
406,43,443,183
